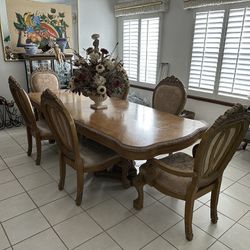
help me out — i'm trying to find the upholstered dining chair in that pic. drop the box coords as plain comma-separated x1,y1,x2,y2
152,75,187,115
8,76,54,165
30,68,59,92
41,89,126,205
133,104,250,241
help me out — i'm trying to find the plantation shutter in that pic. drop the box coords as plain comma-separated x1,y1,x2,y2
123,19,139,81
139,17,160,84
218,8,250,98
188,10,225,93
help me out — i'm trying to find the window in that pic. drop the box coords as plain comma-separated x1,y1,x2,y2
219,8,250,98
189,7,250,100
189,10,225,93
123,16,160,85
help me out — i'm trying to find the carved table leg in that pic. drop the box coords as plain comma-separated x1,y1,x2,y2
133,173,145,210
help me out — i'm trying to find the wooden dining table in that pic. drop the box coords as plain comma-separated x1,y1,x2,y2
28,90,208,160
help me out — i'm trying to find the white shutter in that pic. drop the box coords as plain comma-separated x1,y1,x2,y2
139,17,160,84
188,10,225,93
219,8,250,98
123,19,139,81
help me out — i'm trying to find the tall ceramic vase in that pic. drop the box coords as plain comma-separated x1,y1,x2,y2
89,94,108,110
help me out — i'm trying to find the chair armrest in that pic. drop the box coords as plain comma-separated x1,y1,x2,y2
150,159,194,177
192,143,200,158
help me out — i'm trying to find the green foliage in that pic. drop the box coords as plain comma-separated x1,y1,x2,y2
14,22,24,30
40,14,47,20
59,12,65,18
15,13,25,26
48,14,54,20
4,35,10,42
51,8,56,13
50,19,57,26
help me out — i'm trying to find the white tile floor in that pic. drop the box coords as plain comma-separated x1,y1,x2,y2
0,126,249,250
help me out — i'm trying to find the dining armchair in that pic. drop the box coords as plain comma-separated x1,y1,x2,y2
30,68,59,92
8,76,54,165
133,104,250,241
153,75,187,115
41,89,126,205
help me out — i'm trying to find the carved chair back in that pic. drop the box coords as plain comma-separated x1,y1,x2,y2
194,104,250,188
41,89,80,161
152,75,187,115
30,69,59,92
9,76,37,129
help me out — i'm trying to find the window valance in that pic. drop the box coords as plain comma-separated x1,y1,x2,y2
114,0,169,17
184,0,250,9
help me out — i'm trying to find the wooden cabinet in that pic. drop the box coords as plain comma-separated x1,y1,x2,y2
24,53,73,92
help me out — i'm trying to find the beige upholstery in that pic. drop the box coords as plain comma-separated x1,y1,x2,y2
36,119,53,137
153,75,187,115
133,104,250,241
8,76,54,165
41,89,124,205
30,69,59,92
79,139,120,170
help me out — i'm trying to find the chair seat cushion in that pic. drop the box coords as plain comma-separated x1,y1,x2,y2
36,119,53,137
79,139,121,170
148,153,194,198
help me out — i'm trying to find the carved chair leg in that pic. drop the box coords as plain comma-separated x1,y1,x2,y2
210,178,222,224
75,166,84,206
58,153,66,190
184,198,195,241
35,134,41,165
26,127,32,156
133,173,145,210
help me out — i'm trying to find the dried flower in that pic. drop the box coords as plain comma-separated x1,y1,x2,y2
86,47,94,55
70,34,129,97
94,74,106,86
97,85,106,95
96,64,105,73
89,52,100,63
91,34,100,40
101,48,109,55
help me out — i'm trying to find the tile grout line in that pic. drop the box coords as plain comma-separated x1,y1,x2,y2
2,157,71,250
1,127,250,249
0,222,12,249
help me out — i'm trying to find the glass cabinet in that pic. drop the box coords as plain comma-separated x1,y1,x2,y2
24,53,73,92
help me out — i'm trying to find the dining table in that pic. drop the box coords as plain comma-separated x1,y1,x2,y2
28,90,208,161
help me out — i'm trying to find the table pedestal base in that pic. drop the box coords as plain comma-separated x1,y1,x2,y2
95,160,137,188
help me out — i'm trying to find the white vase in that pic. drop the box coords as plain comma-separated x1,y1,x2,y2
89,94,108,110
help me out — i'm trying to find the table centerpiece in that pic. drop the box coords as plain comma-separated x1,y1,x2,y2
70,34,129,110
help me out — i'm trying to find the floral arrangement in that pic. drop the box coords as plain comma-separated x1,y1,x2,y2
70,34,129,98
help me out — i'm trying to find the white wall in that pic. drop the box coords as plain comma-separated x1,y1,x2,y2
126,0,231,124
78,0,117,55
0,44,26,100
160,0,194,84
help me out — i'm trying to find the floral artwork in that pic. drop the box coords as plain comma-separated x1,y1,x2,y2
6,0,73,52
14,9,69,48
70,34,130,99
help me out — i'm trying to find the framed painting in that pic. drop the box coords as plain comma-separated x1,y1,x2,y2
0,0,77,61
